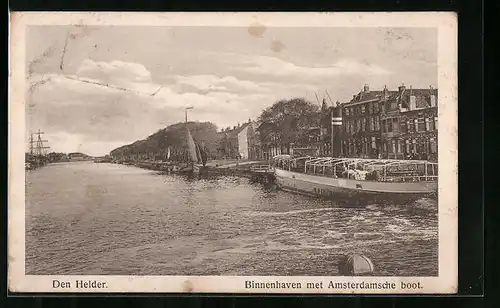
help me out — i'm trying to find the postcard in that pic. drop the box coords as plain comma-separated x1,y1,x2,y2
9,12,457,294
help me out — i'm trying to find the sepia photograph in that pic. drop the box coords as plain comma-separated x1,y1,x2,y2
9,12,457,293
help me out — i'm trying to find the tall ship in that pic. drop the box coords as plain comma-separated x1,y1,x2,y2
26,129,50,170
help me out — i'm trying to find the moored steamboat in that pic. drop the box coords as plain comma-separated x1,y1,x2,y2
272,155,438,204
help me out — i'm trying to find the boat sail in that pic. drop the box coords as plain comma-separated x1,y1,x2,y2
184,126,200,173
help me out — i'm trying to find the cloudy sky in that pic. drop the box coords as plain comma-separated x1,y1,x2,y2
26,26,437,156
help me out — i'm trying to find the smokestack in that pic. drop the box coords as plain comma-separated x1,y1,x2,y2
363,84,370,92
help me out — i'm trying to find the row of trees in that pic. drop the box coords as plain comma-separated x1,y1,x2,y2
109,97,333,161
256,98,335,153
110,122,220,160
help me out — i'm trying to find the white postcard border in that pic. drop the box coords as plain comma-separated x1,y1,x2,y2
8,12,458,294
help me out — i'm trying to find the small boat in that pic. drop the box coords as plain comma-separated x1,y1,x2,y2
272,155,438,204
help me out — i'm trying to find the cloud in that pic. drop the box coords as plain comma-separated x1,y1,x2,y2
173,74,264,93
230,54,392,78
76,59,152,83
26,59,280,155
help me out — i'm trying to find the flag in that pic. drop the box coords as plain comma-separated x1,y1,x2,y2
331,116,342,126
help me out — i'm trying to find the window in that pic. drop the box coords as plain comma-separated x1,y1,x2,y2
361,118,366,132
397,140,402,153
373,102,379,113
361,105,366,114
412,139,417,152
434,116,438,130
414,119,419,132
418,118,426,132
430,137,437,153
410,95,416,109
417,139,425,154
369,117,374,131
388,119,393,132
344,108,349,116
381,103,385,113
356,119,361,132
425,118,430,131
371,136,376,149
405,139,410,153
392,118,399,132
400,120,407,133
391,140,396,153
368,103,373,114
374,117,380,131
429,117,435,131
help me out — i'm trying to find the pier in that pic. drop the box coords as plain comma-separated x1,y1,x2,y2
110,159,277,185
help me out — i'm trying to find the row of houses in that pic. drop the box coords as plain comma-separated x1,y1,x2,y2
222,83,438,162
309,83,438,162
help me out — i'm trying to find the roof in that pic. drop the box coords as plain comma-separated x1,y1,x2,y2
344,90,398,106
388,87,438,109
220,122,254,138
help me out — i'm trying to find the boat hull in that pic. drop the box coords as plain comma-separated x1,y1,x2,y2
274,168,437,205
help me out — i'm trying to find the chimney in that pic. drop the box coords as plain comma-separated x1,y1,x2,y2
398,83,406,93
363,84,370,92
383,85,388,99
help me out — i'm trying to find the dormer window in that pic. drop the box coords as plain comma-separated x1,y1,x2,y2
409,95,416,110
430,95,436,107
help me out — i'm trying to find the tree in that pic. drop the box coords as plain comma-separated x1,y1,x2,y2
257,98,319,153
110,121,220,161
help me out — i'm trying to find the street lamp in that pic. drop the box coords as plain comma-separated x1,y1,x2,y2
185,106,194,123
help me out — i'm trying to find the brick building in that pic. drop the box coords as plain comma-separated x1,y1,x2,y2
339,84,438,161
340,84,396,158
380,85,438,161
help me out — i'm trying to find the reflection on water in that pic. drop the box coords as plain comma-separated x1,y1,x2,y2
26,162,438,276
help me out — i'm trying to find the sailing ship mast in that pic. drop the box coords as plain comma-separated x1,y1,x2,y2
28,129,50,168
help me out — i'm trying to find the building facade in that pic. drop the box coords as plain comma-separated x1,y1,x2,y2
340,85,395,158
339,84,438,161
380,85,438,161
217,121,261,160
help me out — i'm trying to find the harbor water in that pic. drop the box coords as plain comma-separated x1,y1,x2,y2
26,162,438,276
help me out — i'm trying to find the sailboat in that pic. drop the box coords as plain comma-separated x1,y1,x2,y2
185,128,200,174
